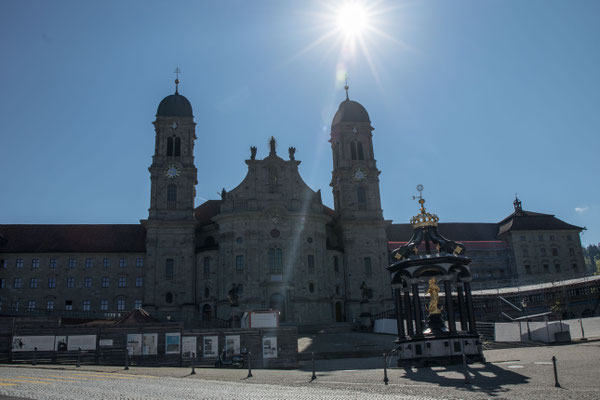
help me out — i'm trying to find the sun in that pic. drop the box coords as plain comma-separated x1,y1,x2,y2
336,3,369,39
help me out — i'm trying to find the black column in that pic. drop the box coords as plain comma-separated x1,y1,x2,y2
444,279,456,333
464,281,477,334
412,283,423,336
457,283,468,332
394,288,406,340
403,283,414,337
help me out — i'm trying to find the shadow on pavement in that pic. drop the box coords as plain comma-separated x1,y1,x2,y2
401,362,529,397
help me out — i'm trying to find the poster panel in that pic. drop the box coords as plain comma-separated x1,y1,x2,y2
165,332,181,354
11,336,55,352
262,336,278,359
127,334,142,355
67,335,97,351
203,335,218,358
55,336,68,352
225,335,240,355
142,333,158,355
99,339,113,347
181,336,197,357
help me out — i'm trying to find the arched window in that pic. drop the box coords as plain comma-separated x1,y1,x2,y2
357,187,366,209
167,137,174,156
350,142,357,160
308,282,315,293
165,292,173,304
174,137,181,156
268,248,283,274
333,256,339,273
203,257,210,278
204,287,210,298
357,142,364,160
165,259,174,280
167,184,177,202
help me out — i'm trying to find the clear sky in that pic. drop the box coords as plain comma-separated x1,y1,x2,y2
0,0,598,246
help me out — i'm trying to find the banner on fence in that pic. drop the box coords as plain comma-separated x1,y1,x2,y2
142,333,158,355
67,335,96,351
127,334,142,355
262,336,277,359
203,335,218,358
12,336,55,352
182,336,197,357
165,332,181,354
225,335,240,355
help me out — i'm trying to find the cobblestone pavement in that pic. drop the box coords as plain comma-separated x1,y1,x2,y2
0,341,598,400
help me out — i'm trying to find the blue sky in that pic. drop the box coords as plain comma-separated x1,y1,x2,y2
0,0,598,246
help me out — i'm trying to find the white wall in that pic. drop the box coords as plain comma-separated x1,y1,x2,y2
494,316,600,342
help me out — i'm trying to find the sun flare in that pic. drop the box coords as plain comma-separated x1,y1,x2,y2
336,3,369,39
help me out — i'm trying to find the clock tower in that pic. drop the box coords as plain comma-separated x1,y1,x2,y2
330,85,391,321
142,77,198,315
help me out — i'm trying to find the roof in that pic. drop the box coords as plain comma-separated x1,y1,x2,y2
115,308,159,325
387,223,499,242
332,99,370,126
156,93,193,117
387,240,508,252
194,200,222,225
0,225,146,253
497,209,584,236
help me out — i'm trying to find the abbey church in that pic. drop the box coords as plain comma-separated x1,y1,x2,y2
0,82,586,325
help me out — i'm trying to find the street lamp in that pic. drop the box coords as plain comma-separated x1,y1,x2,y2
521,299,532,341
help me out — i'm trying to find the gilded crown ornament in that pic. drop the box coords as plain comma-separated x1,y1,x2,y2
410,185,439,228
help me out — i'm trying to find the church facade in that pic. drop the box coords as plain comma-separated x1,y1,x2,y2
0,83,587,325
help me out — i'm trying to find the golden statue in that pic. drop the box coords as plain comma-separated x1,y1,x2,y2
425,277,443,315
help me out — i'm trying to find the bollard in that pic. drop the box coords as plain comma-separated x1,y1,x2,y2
462,353,470,384
191,352,196,375
77,347,81,368
311,352,317,381
552,356,560,388
579,319,587,340
246,351,252,378
33,346,37,366
383,352,389,385
124,348,129,370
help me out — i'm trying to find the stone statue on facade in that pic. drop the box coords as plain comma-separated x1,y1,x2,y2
227,283,241,307
220,188,227,199
250,146,257,160
288,146,296,160
360,281,369,302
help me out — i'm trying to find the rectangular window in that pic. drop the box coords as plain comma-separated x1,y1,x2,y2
82,300,91,311
135,277,143,287
543,264,549,273
538,235,544,241
49,259,56,268
540,248,546,256
13,278,22,288
522,248,529,257
134,299,142,309
12,301,19,312
103,258,110,268
48,277,56,288
16,259,23,268
567,235,572,241
117,299,125,311
203,257,210,278
32,259,39,268
550,235,555,241
28,300,36,311
364,257,372,276
166,259,175,280
85,258,93,268
84,277,92,288
136,258,144,267
552,248,558,256
30,278,38,288
519,236,526,241
555,264,561,273
66,277,75,288
572,263,578,272
69,259,76,268
525,265,532,274
119,259,127,267
268,249,283,274
0,278,4,288
102,277,110,287
307,255,315,274
1,259,6,268
46,300,54,310
65,300,73,311
569,248,575,256
100,299,108,311
236,255,244,274
118,277,126,287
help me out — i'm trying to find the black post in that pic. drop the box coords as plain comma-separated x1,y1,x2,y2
246,351,252,378
124,348,129,370
191,352,196,375
464,281,477,334
457,283,468,332
552,356,560,388
579,319,587,340
394,288,406,340
462,352,470,384
33,346,37,366
383,352,389,385
311,352,317,381
403,283,414,337
77,347,81,368
412,283,423,336
444,279,456,333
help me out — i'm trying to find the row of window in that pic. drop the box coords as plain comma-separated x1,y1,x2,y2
523,263,579,274
1,277,143,289
519,234,573,242
521,247,576,257
1,258,144,269
0,299,142,312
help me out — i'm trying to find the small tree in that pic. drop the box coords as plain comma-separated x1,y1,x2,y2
551,297,566,331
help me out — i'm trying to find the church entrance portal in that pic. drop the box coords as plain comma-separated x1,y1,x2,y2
269,293,286,322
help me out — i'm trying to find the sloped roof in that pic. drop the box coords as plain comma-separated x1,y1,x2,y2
194,200,222,225
115,308,159,325
387,223,499,242
497,209,584,236
0,224,146,253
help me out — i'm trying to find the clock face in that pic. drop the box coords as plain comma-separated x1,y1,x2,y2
352,127,358,134
164,164,181,179
171,122,178,130
353,168,366,181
